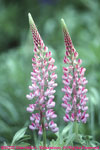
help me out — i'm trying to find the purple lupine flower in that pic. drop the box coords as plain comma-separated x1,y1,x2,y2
61,19,89,123
26,13,58,135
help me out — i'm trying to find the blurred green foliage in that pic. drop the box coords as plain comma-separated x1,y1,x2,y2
0,0,100,145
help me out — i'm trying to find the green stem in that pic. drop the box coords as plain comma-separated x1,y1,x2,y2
40,110,46,148
43,125,46,147
74,121,78,138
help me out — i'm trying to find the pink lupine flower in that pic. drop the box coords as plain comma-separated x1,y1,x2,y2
61,19,89,123
26,13,58,134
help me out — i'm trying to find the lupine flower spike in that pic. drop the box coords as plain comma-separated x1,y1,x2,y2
26,13,58,141
61,19,89,127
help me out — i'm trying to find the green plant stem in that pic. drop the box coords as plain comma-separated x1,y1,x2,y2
43,124,46,147
40,110,46,148
74,121,78,138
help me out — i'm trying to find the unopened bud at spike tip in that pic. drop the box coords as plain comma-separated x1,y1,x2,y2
28,12,35,27
61,18,68,31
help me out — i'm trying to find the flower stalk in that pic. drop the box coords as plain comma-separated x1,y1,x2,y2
74,121,78,138
40,110,46,147
61,18,89,135
26,13,58,145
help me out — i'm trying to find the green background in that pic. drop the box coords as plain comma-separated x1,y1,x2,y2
0,0,100,144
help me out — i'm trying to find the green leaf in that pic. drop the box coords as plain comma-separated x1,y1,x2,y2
65,133,75,145
17,142,30,146
3,142,8,150
62,123,73,137
49,138,65,149
3,141,8,146
16,135,31,145
11,127,27,145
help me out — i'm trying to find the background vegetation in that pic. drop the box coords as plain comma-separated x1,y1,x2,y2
0,0,100,146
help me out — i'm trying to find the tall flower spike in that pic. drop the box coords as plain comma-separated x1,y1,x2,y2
26,13,58,135
61,19,89,124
